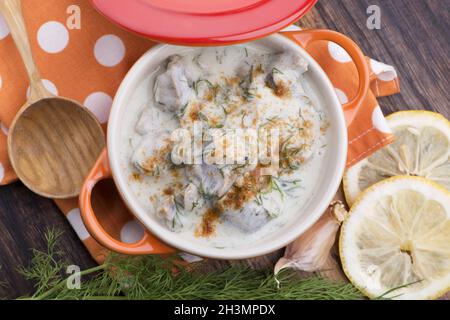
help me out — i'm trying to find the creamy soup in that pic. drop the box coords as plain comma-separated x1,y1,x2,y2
120,46,330,248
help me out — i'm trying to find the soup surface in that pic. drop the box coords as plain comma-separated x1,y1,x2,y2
121,46,330,248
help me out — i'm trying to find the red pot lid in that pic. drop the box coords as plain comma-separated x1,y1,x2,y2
90,0,317,45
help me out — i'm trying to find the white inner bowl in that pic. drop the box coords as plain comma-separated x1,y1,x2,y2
108,34,348,259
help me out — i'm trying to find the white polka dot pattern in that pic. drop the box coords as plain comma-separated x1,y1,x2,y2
94,35,126,67
0,13,9,40
281,24,301,32
372,106,392,133
334,88,349,104
84,92,112,124
1,123,8,135
328,42,352,63
179,253,204,263
370,59,398,82
0,162,4,182
37,21,69,54
67,208,90,241
120,220,145,244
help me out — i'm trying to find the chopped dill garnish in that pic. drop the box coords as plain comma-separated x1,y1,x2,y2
215,50,223,64
192,53,202,68
266,116,280,123
197,181,214,201
221,105,229,116
299,108,306,122
281,135,294,153
232,163,248,173
285,181,305,195
271,177,284,199
221,87,231,103
278,177,302,188
174,197,184,213
178,102,189,117
191,200,199,210
243,88,256,100
194,79,214,95
263,176,303,199
262,176,284,199
248,65,254,82
287,163,301,171
172,197,184,229
237,64,257,101
272,67,284,75
198,111,209,123
255,194,263,206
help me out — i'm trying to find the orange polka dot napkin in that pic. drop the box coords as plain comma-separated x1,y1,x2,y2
0,0,399,263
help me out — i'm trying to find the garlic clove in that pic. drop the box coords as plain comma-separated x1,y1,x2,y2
275,197,348,275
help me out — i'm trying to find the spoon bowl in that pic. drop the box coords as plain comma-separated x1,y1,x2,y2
8,97,105,198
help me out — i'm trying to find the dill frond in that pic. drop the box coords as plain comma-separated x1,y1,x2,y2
17,229,364,300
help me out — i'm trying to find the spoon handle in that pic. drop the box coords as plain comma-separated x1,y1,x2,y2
0,0,50,102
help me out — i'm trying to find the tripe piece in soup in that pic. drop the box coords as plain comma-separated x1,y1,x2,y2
122,46,330,249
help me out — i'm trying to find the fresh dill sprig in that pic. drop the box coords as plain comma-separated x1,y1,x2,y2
374,280,423,300
13,229,364,300
18,228,67,299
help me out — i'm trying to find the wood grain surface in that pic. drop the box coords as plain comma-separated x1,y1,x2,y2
0,0,449,299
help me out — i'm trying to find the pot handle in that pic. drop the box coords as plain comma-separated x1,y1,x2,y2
283,29,370,125
79,148,174,255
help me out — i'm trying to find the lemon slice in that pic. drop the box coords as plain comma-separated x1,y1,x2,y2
344,111,450,206
340,176,450,300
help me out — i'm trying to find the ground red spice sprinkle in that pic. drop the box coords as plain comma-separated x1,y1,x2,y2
273,81,290,98
195,208,220,238
163,187,174,196
130,172,142,182
219,172,262,211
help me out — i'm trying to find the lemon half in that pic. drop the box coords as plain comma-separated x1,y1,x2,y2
340,176,450,300
344,111,450,206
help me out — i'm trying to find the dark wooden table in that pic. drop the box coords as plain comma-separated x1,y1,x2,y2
0,0,449,299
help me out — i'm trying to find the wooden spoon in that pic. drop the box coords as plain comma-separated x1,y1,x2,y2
0,0,105,199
